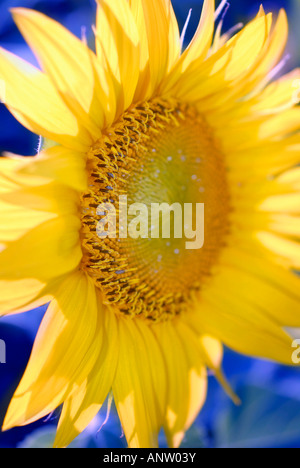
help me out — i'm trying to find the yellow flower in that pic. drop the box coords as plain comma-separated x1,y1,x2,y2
0,0,300,448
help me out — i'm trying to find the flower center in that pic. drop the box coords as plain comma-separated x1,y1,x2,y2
80,99,230,321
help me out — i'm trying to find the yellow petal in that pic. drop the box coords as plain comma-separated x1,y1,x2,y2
0,157,81,244
154,320,207,448
0,278,51,316
214,13,271,80
217,68,300,124
207,9,289,109
0,215,82,281
17,146,88,193
0,200,54,242
137,319,167,427
129,0,180,99
259,107,300,139
129,0,181,100
174,322,207,448
96,0,140,114
268,214,300,238
0,47,90,151
213,262,300,328
0,182,79,219
12,8,110,137
54,308,119,448
259,193,300,214
112,317,162,448
127,0,150,100
278,167,300,188
257,231,300,268
0,154,49,188
197,332,240,405
174,13,271,102
162,0,215,94
181,0,215,68
248,9,289,93
220,247,300,306
227,144,300,178
164,0,181,72
0,158,59,241
197,273,295,363
2,271,98,429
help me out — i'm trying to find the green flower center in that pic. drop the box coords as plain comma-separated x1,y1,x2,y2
80,99,230,321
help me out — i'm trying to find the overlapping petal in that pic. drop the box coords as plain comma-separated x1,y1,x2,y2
3,272,99,429
128,0,180,99
0,48,91,151
12,8,114,137
112,317,165,448
96,0,140,114
54,305,119,448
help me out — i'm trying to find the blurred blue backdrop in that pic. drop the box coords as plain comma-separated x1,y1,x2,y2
0,0,300,448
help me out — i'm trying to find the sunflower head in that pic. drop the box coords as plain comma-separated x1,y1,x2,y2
0,0,300,449
81,97,230,321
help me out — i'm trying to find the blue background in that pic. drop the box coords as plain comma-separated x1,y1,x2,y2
0,0,300,448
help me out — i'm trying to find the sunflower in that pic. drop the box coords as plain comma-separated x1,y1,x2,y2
0,0,300,448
